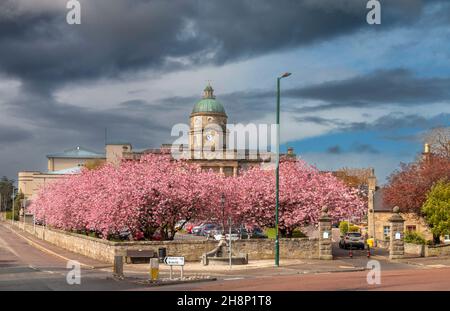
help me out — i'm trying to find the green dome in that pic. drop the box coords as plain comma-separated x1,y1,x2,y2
192,98,226,114
192,84,226,114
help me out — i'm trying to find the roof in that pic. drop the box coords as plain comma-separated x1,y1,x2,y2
192,98,226,114
47,166,83,175
373,189,393,212
47,146,105,159
106,142,132,146
192,84,226,115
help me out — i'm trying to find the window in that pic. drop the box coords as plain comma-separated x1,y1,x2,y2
406,225,417,232
383,226,390,238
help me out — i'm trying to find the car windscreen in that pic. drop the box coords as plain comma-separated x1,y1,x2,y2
347,233,361,237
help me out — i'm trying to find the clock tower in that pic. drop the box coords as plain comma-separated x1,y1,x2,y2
189,84,227,153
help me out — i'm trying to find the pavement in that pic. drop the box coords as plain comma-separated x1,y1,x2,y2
2,221,450,291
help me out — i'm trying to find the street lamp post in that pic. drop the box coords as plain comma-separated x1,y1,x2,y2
221,193,225,235
275,72,291,267
11,187,15,224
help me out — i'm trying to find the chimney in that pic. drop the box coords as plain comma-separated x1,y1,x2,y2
422,143,431,161
287,147,294,156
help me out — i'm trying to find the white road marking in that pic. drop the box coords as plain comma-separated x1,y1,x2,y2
426,264,448,268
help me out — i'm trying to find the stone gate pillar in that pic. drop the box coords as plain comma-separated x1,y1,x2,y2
319,206,333,260
389,206,405,260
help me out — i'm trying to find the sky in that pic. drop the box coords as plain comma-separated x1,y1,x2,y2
0,0,449,184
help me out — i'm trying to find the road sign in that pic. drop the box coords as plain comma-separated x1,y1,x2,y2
164,256,185,266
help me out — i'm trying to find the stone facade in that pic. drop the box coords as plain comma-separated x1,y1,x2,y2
425,244,450,257
318,206,333,260
372,211,432,244
9,221,319,263
404,242,425,257
367,173,433,244
389,207,405,259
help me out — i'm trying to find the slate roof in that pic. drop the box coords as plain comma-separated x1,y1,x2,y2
373,189,393,212
47,146,105,159
47,166,83,175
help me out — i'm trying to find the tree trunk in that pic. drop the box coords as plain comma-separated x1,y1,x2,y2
433,234,440,245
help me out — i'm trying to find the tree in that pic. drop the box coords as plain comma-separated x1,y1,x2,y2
339,221,360,235
29,155,365,241
384,155,450,214
424,127,450,159
422,180,450,244
0,176,16,211
237,157,365,237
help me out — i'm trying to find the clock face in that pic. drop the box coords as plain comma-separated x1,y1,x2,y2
206,134,214,142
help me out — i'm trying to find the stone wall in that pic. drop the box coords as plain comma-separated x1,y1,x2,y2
404,242,425,257
7,221,319,263
425,244,450,257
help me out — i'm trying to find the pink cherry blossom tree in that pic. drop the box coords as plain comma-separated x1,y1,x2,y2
237,157,365,237
29,155,365,240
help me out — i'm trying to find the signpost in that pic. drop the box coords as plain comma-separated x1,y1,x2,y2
164,256,185,280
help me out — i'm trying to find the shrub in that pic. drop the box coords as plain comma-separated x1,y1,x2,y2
5,210,19,221
339,221,360,235
264,228,306,239
292,229,307,238
404,231,426,245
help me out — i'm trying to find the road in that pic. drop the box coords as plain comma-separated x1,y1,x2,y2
0,224,139,290
160,266,450,291
1,222,450,291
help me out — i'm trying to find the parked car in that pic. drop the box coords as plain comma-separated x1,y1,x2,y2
213,230,240,241
185,223,196,234
201,224,221,237
240,227,267,239
191,223,205,235
339,232,365,249
444,235,450,244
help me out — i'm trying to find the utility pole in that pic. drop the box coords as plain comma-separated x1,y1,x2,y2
275,72,292,267
11,187,15,224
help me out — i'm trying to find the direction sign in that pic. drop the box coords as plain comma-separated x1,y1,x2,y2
164,256,185,266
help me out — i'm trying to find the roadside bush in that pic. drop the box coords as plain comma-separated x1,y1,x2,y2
5,210,19,221
404,231,426,245
264,228,306,239
339,221,360,235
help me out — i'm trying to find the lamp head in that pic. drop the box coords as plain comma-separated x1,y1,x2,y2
280,72,292,78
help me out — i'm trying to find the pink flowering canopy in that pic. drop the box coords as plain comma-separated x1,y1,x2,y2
29,155,365,240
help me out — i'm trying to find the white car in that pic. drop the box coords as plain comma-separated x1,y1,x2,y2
213,233,240,241
444,235,450,244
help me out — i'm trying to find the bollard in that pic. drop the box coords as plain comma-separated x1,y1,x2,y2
150,258,159,281
113,255,124,278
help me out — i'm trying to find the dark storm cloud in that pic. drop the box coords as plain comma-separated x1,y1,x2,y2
327,145,342,154
289,69,450,113
0,125,33,144
351,143,380,154
296,112,450,133
6,92,178,151
326,143,379,155
160,69,450,117
0,0,436,89
345,113,450,132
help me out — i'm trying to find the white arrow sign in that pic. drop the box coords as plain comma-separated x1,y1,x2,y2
164,256,185,266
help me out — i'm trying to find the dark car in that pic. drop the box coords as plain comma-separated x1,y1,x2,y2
191,223,206,236
339,232,365,250
240,227,267,239
201,224,221,237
